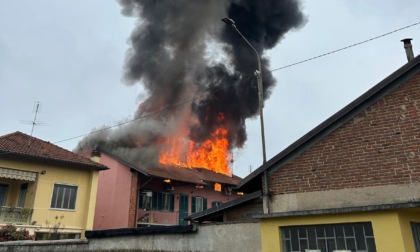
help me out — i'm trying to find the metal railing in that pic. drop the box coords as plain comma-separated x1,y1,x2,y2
137,210,180,226
0,207,33,225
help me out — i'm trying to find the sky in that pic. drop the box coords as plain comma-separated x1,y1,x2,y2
0,0,419,178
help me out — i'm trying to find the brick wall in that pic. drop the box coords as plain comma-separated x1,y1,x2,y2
127,172,139,227
269,72,420,195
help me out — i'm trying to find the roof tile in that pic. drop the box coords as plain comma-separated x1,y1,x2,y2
0,131,107,170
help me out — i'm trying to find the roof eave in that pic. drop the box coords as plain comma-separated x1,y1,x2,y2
1,151,109,170
187,190,262,221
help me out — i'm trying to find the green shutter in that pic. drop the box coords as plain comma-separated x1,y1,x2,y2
191,197,196,214
203,198,207,210
157,192,163,210
139,194,144,209
152,192,158,210
170,194,175,211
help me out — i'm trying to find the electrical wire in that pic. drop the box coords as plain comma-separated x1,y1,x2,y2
55,21,420,144
1,21,419,151
269,21,420,73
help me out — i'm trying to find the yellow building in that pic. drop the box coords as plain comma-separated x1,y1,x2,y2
0,131,107,239
237,51,420,251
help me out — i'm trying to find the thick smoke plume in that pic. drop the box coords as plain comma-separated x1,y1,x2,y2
76,0,305,167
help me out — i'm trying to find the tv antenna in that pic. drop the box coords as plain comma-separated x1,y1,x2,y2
20,102,45,146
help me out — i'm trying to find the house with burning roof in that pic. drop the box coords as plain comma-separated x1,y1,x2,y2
0,131,108,239
88,149,241,229
234,42,420,252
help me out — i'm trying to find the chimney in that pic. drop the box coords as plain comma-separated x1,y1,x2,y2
401,38,414,62
90,149,101,163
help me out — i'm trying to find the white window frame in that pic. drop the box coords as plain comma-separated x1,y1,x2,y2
195,196,204,213
50,183,78,210
139,191,152,210
162,192,171,211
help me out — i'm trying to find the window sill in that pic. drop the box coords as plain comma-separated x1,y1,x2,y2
49,208,76,212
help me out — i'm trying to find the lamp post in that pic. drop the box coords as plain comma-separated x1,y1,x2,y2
221,17,267,164
222,18,270,214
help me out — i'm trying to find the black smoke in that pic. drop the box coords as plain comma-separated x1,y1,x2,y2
76,0,305,166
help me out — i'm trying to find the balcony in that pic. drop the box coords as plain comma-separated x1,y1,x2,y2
137,210,179,226
0,207,33,225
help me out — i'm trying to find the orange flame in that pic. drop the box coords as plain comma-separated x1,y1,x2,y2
159,128,232,176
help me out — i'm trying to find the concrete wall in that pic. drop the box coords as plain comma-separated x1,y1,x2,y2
271,182,420,212
0,223,261,252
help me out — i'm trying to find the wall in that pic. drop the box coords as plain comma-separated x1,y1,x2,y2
224,198,263,222
138,176,240,225
260,209,420,252
93,153,132,230
128,171,138,227
0,223,261,252
268,72,420,212
0,158,99,237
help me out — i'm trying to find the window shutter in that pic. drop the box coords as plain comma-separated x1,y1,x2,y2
152,192,158,210
170,194,174,211
139,195,143,209
203,198,207,210
191,196,196,214
157,192,163,210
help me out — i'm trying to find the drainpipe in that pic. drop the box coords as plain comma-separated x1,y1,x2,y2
263,170,270,214
401,38,414,62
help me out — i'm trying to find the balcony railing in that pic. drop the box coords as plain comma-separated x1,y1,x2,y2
0,207,33,225
137,210,179,226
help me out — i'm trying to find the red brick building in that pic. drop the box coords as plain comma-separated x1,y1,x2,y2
239,46,420,251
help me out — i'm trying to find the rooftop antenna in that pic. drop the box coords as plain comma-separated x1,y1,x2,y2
20,102,45,146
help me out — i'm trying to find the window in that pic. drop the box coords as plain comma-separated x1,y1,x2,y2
50,184,77,210
212,201,222,208
281,222,376,252
214,183,221,192
161,192,172,211
412,222,420,252
141,191,174,211
17,183,28,208
0,184,8,206
191,196,207,214
139,191,152,210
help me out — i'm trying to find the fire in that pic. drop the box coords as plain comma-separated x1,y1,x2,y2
159,128,232,176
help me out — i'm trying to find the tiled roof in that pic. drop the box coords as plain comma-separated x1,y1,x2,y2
101,149,240,185
0,131,108,170
140,165,241,186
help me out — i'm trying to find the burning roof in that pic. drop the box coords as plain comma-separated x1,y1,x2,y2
100,149,241,186
75,1,306,175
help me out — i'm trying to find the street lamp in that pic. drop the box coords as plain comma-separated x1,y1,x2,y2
222,17,270,214
221,18,267,164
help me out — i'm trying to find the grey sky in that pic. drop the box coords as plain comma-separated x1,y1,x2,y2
1,0,419,178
